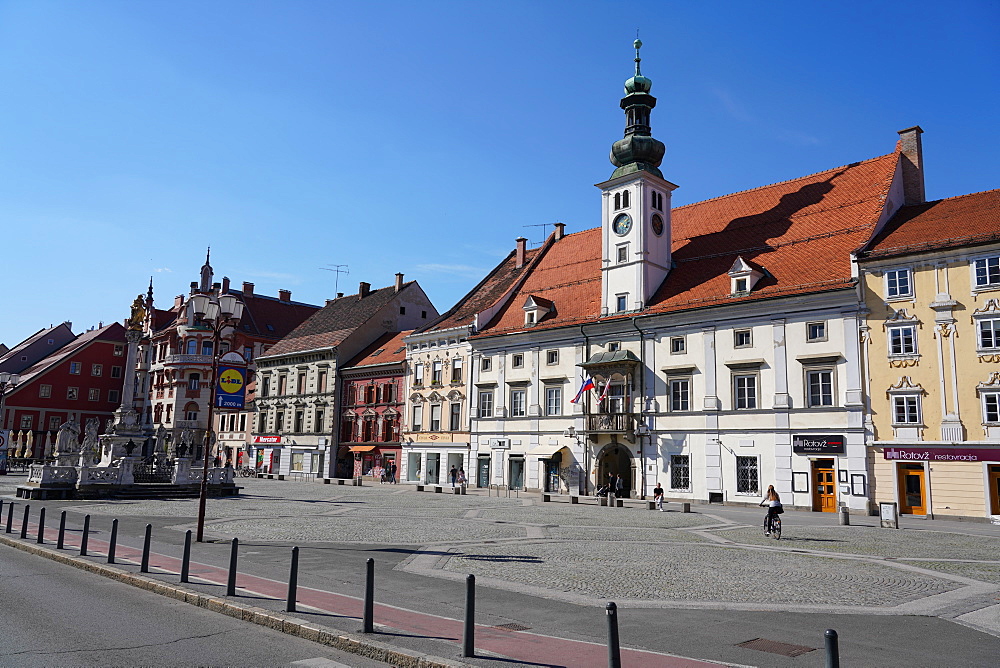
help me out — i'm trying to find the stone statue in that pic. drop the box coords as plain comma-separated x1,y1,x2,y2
54,416,81,455
126,295,147,332
82,418,100,458
154,426,167,454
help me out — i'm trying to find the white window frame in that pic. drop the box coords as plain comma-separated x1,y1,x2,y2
451,358,463,382
973,255,1000,290
616,294,628,313
413,364,424,386
481,357,492,372
885,268,913,299
806,368,835,407
478,390,494,418
545,386,562,416
668,377,690,412
806,321,827,342
977,317,1000,351
430,404,442,431
88,388,100,401
887,325,917,356
39,384,52,398
733,373,758,410
616,244,628,264
734,329,752,348
735,456,760,495
546,350,559,365
411,404,423,432
510,389,526,417
892,394,922,425
431,361,443,384
670,336,685,354
982,391,1000,425
512,353,524,369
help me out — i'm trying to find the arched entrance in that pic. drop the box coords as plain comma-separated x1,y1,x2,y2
595,442,635,497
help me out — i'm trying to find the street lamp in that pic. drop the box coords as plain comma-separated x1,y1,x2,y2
0,372,21,475
188,292,245,542
635,422,649,500
563,425,587,495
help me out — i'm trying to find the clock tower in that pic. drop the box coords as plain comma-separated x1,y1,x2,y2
598,40,677,316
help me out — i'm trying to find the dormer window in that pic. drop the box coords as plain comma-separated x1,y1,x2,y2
523,295,553,327
728,256,764,296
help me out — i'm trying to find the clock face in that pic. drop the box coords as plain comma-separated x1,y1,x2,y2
613,213,632,236
651,214,664,236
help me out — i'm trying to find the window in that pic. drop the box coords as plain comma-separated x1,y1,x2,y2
481,357,492,372
39,384,52,398
622,189,630,208
734,329,752,348
109,390,120,404
974,256,1000,288
243,346,254,361
188,374,200,391
262,377,271,397
733,277,748,293
412,405,423,431
88,388,100,401
545,386,562,416
113,344,124,356
606,383,627,414
546,350,558,365
888,325,917,355
111,366,122,378
670,455,690,490
614,192,621,210
525,312,536,325
19,415,33,429
48,416,61,431
278,375,288,395
733,374,757,409
239,413,247,432
430,404,442,431
886,269,912,298
510,389,526,417
414,364,424,386
382,416,397,442
512,353,524,369
67,387,79,400
616,294,628,313
275,411,285,431
297,374,306,394
294,411,304,432
651,191,663,211
432,361,443,384
982,392,1000,424
608,341,621,352
669,378,690,411
670,336,685,354
978,318,1000,350
69,362,81,374
449,403,461,430
91,364,103,376
617,245,628,263
318,370,328,393
807,369,834,407
421,311,427,319
807,322,827,342
736,456,759,494
399,306,406,315
201,340,213,356
478,390,494,418
893,395,921,424
186,340,197,355
451,358,463,382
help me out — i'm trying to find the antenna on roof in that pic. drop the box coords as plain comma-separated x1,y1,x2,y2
522,223,556,247
319,264,350,295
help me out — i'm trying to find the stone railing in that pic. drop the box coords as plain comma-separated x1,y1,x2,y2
27,465,78,485
79,466,123,485
163,354,214,365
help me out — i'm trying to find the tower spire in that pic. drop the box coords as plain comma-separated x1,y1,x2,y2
199,247,213,293
609,38,665,179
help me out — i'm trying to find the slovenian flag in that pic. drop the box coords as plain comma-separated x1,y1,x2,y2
570,377,595,404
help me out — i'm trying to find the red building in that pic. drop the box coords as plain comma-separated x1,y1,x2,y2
338,330,410,479
1,323,127,458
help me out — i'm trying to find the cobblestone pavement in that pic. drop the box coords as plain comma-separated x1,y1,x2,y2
4,474,1000,636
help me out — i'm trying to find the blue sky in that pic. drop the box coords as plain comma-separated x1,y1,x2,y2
0,1,997,347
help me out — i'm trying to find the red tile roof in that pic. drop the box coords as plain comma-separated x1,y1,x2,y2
16,323,126,386
859,189,1000,259
477,153,900,336
150,292,321,344
343,330,412,369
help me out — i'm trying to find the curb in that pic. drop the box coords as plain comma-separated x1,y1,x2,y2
0,533,469,668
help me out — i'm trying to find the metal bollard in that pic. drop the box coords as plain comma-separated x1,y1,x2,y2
363,558,375,633
5,502,13,533
107,519,118,564
180,530,192,583
462,574,475,657
19,504,30,539
226,537,238,596
286,546,299,613
606,601,621,668
36,507,45,544
825,629,840,668
838,507,850,526
80,515,90,556
57,511,66,549
140,524,152,573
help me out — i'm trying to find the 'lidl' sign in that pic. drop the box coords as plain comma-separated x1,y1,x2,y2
215,365,246,409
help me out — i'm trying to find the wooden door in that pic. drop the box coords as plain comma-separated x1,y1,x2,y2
811,460,837,512
989,465,1000,515
898,463,926,515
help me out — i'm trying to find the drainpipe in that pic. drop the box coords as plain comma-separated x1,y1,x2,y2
632,316,647,499
579,323,591,496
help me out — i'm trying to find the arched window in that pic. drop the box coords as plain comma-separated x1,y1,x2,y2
186,339,197,355
188,373,200,391
184,402,199,421
622,189,630,208
614,192,621,210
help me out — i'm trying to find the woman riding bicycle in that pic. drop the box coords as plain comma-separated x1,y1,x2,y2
759,485,783,536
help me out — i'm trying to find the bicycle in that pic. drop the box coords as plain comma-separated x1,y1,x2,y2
239,466,257,477
761,504,782,540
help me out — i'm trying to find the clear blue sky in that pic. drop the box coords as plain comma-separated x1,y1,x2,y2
1,1,997,347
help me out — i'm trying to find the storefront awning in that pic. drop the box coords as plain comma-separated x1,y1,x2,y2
348,445,378,453
527,443,568,458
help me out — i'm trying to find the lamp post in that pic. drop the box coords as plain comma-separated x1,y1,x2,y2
634,422,649,500
188,292,245,543
563,425,586,495
0,372,21,475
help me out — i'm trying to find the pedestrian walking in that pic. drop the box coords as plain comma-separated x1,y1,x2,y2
607,473,617,504
389,462,397,484
450,466,458,487
653,481,664,511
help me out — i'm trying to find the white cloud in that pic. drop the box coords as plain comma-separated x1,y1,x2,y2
153,267,173,273
416,263,489,278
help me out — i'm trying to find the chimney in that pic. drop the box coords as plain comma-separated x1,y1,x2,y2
358,282,371,299
174,295,184,308
189,281,198,294
337,292,344,298
242,281,254,297
278,289,291,302
395,273,404,293
212,282,221,295
221,276,230,293
897,126,925,205
554,223,566,240
326,298,336,306
515,237,527,269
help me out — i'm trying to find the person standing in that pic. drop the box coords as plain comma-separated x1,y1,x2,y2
653,481,665,511
607,473,617,505
615,472,624,499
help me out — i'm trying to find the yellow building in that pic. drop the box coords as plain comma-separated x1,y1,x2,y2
858,171,1000,520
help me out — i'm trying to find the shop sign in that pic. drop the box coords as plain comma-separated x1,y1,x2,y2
883,446,1000,462
793,434,845,455
215,365,247,409
254,435,281,444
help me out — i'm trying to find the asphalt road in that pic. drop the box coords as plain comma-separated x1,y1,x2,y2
0,542,390,668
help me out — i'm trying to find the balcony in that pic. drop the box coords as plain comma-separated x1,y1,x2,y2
586,412,634,435
164,354,213,366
